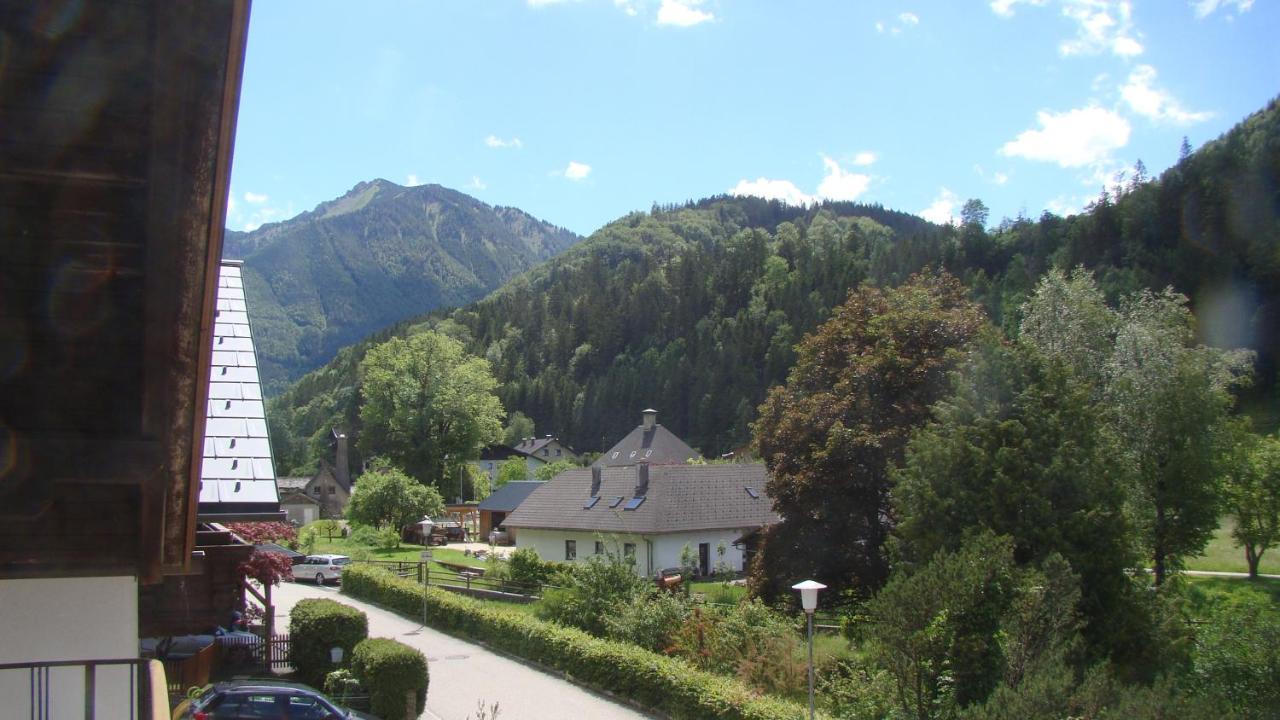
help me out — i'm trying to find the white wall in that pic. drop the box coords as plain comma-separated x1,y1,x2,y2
651,530,748,575
0,576,140,719
514,528,751,577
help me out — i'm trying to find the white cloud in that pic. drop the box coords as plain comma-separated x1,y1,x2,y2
243,191,269,204
485,135,523,149
730,178,815,206
227,195,237,216
1059,0,1144,58
920,188,960,225
1192,0,1253,18
816,156,871,201
564,161,592,180
406,174,423,187
1000,106,1131,168
730,155,873,206
853,151,878,166
1121,65,1213,124
527,0,581,6
468,176,487,191
615,0,640,16
990,0,1048,17
657,0,713,27
975,164,1011,185
877,11,921,34
994,172,1010,185
1046,194,1086,216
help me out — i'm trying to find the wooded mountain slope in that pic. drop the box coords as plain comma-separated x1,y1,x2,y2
224,179,579,393
266,97,1279,476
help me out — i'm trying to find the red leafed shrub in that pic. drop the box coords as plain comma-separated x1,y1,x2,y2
238,549,294,585
227,521,297,545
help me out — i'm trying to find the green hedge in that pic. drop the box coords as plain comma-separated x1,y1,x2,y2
351,638,429,720
289,598,369,685
341,564,810,720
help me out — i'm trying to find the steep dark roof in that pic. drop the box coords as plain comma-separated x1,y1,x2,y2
477,481,545,513
515,436,575,457
597,423,701,467
478,444,533,462
503,465,778,534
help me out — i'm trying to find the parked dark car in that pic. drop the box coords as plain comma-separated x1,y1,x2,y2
173,680,376,719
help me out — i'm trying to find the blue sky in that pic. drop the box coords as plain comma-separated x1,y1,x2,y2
227,0,1277,236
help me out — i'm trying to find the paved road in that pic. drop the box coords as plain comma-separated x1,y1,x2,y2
271,581,655,720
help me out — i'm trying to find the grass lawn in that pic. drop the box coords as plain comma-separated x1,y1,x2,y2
312,538,483,571
689,579,747,605
1185,517,1280,575
1181,576,1280,620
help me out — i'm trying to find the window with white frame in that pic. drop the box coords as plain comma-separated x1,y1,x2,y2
565,540,577,561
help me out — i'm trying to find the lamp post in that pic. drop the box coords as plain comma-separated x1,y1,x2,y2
792,579,826,720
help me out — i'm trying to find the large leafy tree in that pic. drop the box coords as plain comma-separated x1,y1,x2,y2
345,461,445,530
750,270,984,602
1019,270,1253,585
1104,288,1252,585
894,334,1135,659
358,330,504,488
1224,429,1280,578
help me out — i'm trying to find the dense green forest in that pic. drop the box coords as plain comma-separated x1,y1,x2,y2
225,179,579,393
267,97,1279,477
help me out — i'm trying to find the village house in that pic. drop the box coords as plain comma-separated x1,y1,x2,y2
278,429,353,523
502,463,778,577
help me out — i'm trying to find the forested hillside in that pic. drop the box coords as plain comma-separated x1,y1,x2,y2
267,97,1279,476
224,179,579,393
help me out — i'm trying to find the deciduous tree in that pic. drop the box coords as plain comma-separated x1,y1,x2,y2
1224,429,1280,578
495,457,528,487
358,331,504,488
345,461,445,531
751,270,984,602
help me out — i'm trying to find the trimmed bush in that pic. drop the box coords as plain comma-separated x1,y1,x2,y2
289,598,369,685
351,638,429,720
341,564,810,720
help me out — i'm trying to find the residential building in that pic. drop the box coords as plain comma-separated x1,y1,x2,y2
502,463,779,577
514,435,578,464
277,430,353,522
596,409,701,467
477,481,545,541
0,2,252,716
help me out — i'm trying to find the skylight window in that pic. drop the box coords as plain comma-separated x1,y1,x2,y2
623,497,645,510
745,487,759,499
583,496,600,509
609,496,624,508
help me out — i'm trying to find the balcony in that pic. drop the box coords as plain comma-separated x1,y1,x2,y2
0,658,168,720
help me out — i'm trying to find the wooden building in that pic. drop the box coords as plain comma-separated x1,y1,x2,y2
0,2,252,715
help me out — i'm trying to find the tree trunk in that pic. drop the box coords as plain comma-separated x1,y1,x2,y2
1153,502,1167,586
1246,545,1259,579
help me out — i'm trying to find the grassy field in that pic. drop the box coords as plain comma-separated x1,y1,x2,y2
1184,517,1280,575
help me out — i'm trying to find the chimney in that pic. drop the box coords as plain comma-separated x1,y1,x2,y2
634,463,649,497
641,408,657,431
590,466,602,496
333,429,350,487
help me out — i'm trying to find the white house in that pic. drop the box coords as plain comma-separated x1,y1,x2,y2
502,463,778,577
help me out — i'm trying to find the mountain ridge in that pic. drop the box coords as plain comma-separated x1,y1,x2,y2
224,179,580,394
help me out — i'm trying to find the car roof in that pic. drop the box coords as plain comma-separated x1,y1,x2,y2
307,554,349,560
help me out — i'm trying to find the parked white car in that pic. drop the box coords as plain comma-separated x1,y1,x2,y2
295,554,350,584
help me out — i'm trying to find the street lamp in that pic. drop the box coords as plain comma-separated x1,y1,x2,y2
792,579,826,720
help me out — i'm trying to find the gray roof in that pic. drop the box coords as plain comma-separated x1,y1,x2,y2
276,477,310,490
503,464,778,534
597,423,701,467
477,481,545,513
198,261,279,507
515,436,575,457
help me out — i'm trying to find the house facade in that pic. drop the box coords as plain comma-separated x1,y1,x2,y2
503,463,778,577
